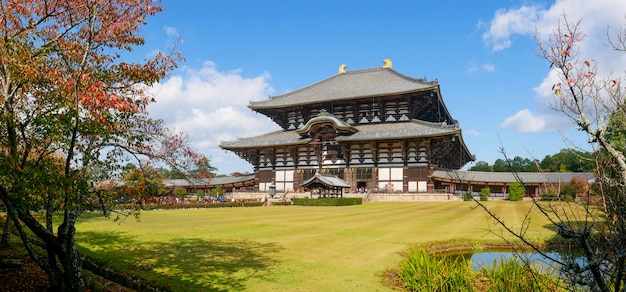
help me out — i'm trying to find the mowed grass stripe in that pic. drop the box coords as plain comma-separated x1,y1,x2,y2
75,201,552,291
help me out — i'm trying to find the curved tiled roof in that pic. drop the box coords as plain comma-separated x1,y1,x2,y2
220,129,311,149
295,109,357,137
163,174,256,188
432,169,594,184
301,173,351,188
249,67,438,109
336,120,458,142
220,120,458,149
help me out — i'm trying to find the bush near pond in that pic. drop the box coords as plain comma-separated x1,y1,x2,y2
395,247,562,292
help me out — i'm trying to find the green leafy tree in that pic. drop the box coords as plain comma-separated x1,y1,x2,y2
479,187,491,201
196,189,205,202
492,159,508,172
507,182,525,201
540,148,594,172
0,1,207,290
174,187,188,203
470,161,492,171
211,186,223,198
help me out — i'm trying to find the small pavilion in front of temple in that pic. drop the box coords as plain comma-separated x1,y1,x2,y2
301,173,351,198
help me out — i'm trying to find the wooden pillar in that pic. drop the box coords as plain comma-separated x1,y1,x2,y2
403,166,409,193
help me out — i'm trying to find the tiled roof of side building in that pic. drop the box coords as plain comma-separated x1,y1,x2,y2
220,120,459,149
248,67,438,109
164,174,256,188
432,169,595,184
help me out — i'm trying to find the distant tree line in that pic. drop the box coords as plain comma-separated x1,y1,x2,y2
469,148,594,172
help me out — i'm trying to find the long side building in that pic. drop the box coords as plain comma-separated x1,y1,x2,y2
220,60,474,193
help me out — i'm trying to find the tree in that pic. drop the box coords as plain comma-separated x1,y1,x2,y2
507,182,525,201
557,174,588,201
477,16,626,291
174,187,188,202
469,160,492,171
492,158,509,172
1,204,10,247
121,163,167,201
0,1,208,290
540,148,595,172
196,189,205,202
192,156,217,178
211,186,223,198
479,187,491,201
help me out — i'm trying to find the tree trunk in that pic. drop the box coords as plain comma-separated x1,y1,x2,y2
55,210,86,292
1,213,10,247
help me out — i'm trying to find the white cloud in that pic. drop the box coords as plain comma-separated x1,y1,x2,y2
164,26,179,38
148,62,279,174
486,0,626,135
483,0,626,52
482,63,495,72
500,109,547,133
482,5,543,51
467,61,496,76
465,129,486,137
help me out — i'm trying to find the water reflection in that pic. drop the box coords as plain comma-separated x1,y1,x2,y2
469,251,562,271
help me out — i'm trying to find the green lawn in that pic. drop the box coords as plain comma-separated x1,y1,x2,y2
75,201,554,291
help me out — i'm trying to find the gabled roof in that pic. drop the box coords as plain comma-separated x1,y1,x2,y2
301,173,351,189
432,169,594,184
295,109,357,137
249,67,438,109
220,120,459,149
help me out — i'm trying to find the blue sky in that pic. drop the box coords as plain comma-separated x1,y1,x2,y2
138,0,626,175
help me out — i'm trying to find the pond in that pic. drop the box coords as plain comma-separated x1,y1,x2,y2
468,250,564,271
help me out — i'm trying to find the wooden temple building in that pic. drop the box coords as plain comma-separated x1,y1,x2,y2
220,60,474,193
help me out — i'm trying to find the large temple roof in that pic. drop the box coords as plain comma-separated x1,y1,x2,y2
249,67,438,109
220,120,460,149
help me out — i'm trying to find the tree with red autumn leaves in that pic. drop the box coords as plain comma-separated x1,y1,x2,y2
0,1,209,290
476,16,626,292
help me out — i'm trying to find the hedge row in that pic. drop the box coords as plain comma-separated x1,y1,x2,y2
291,197,362,206
115,201,292,210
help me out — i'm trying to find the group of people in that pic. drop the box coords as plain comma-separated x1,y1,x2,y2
350,183,395,194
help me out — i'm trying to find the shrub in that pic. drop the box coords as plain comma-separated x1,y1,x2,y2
117,201,265,210
479,187,491,201
397,248,561,292
508,182,525,201
398,248,472,291
540,191,558,201
464,192,473,201
480,257,557,292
